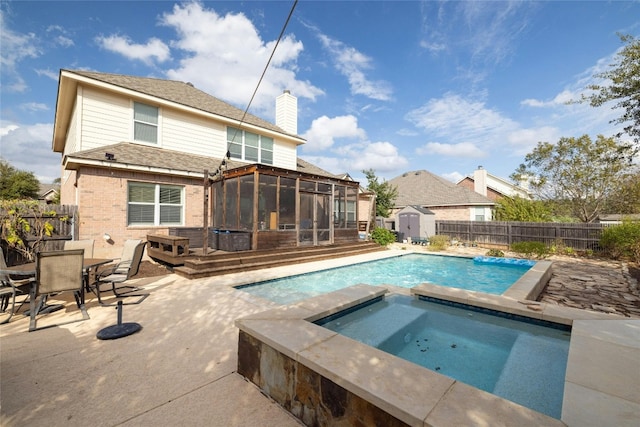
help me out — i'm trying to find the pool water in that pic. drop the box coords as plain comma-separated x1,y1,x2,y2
317,294,570,419
238,253,532,304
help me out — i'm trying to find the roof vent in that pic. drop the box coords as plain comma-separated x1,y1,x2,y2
415,171,421,175
105,152,115,161
186,82,194,87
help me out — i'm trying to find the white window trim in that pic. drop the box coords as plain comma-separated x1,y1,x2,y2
127,182,184,226
132,101,162,146
227,127,274,165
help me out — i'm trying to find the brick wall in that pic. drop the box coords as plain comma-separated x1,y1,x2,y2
70,166,206,258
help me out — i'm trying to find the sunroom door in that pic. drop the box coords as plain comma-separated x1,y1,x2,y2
299,192,331,245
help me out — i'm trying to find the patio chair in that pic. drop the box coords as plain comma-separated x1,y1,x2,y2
29,249,90,332
94,240,149,306
64,239,94,258
0,247,33,324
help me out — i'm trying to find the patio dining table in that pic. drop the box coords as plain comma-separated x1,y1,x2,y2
0,257,114,314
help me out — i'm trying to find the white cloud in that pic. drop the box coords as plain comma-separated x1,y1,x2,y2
301,115,366,152
0,10,41,92
0,122,60,183
416,142,485,158
96,35,170,65
302,140,408,178
20,102,49,112
334,141,408,171
0,124,19,136
521,90,575,108
47,25,74,48
315,32,393,101
506,126,559,155
300,113,407,177
406,93,519,145
161,2,323,115
441,171,464,183
35,68,59,81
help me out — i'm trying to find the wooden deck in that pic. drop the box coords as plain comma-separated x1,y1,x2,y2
168,242,385,280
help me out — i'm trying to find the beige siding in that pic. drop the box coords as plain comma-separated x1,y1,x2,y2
162,109,227,158
63,97,80,157
75,86,292,165
273,140,297,169
80,87,131,150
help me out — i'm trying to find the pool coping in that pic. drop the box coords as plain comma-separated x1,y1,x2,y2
235,251,638,426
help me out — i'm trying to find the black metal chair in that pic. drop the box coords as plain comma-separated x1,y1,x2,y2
0,248,33,324
94,241,149,306
29,249,90,332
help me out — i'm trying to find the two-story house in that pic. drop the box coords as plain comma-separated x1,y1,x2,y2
52,70,360,258
457,166,532,201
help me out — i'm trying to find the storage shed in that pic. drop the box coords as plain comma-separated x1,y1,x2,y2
397,206,435,244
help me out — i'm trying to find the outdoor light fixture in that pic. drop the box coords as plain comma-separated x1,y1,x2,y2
103,233,111,241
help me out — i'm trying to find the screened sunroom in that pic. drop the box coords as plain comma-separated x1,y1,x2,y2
211,163,360,250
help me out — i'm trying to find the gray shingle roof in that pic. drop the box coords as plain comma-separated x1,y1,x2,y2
66,142,338,179
389,170,494,207
66,70,299,138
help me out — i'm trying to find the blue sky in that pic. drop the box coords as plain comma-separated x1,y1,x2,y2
1,1,638,185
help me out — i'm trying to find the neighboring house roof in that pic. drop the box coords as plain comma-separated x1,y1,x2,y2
39,184,60,201
65,142,340,180
457,174,531,198
598,214,640,222
53,69,305,152
398,205,435,215
389,170,494,207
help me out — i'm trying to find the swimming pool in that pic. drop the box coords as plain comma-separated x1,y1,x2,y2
316,294,570,419
238,253,533,304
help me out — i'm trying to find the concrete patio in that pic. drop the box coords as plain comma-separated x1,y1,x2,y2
1,250,638,426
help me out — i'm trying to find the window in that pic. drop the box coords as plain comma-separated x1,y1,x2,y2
128,182,183,226
474,207,486,221
134,102,158,144
227,127,274,165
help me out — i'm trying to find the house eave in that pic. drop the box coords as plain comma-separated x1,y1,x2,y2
63,156,208,179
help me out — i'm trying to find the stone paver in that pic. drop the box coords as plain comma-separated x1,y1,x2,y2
539,257,640,318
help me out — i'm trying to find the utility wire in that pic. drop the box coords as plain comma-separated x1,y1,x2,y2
216,0,299,177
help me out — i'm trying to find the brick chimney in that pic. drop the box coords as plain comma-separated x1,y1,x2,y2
275,90,297,135
474,165,488,196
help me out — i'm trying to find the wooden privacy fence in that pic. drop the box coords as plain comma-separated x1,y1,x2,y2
435,220,607,252
1,204,78,265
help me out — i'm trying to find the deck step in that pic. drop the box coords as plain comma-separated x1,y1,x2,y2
172,242,385,279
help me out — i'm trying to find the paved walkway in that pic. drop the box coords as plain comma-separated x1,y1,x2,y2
539,256,640,318
1,248,638,426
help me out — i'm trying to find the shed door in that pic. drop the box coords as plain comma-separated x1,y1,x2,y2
399,213,420,240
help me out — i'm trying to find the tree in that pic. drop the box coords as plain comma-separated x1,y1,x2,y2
511,135,635,223
362,169,398,218
493,196,552,222
603,168,640,214
580,34,640,152
0,160,40,200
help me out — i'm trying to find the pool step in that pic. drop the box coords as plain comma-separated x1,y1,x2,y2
493,333,568,418
332,303,428,348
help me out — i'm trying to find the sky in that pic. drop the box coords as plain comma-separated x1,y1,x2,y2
1,0,639,186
